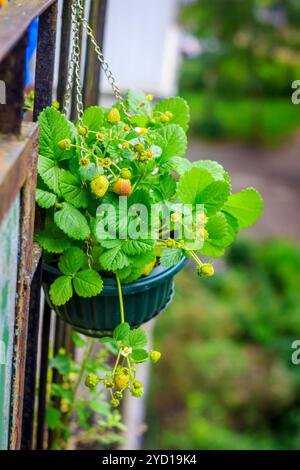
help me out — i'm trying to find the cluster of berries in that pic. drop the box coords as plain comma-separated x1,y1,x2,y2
85,350,161,408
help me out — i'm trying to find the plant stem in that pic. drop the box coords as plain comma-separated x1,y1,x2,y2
116,274,125,324
190,250,203,267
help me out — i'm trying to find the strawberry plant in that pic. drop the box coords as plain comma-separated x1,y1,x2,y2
36,89,263,409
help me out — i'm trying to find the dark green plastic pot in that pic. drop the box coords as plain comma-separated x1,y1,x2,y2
42,258,186,338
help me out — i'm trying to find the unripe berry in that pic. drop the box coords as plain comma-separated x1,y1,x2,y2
114,371,130,390
133,380,143,389
112,178,131,196
120,168,132,180
78,125,88,136
134,143,144,153
91,175,109,198
114,391,123,400
85,373,100,389
110,398,120,408
58,138,71,150
166,238,176,248
150,351,161,363
197,262,214,278
107,108,121,124
130,386,144,398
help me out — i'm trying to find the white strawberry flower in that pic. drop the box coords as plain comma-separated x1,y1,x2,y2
121,347,132,357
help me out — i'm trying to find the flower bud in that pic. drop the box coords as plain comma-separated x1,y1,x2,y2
78,125,88,136
130,386,144,398
160,114,169,123
79,157,90,167
110,398,120,408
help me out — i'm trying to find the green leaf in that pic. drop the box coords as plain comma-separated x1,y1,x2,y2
99,336,115,344
71,331,87,348
36,189,57,209
49,354,72,375
99,246,130,271
122,239,155,256
82,106,104,131
156,173,177,200
162,156,192,175
59,170,89,208
197,180,230,215
155,124,187,163
223,188,263,230
128,329,147,349
155,97,190,131
177,168,213,204
73,270,103,297
46,407,62,430
50,275,73,306
199,213,233,258
160,247,182,267
35,220,72,253
58,247,86,275
38,107,74,161
38,155,61,195
54,202,90,240
131,349,149,363
113,322,130,342
193,160,227,181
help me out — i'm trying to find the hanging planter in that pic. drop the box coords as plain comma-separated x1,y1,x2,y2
43,257,186,337
34,0,263,409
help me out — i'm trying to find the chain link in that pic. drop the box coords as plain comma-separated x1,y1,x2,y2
63,0,129,119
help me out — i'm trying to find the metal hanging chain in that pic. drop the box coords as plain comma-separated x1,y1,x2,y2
63,0,129,119
63,0,84,120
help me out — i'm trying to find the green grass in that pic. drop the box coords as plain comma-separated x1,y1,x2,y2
184,92,300,145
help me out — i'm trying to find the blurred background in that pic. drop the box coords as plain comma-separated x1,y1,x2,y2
100,0,300,450
17,0,300,450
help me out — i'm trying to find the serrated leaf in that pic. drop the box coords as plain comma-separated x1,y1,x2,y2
177,168,213,204
50,275,73,306
223,188,263,230
197,180,230,215
36,189,57,209
54,202,90,240
99,246,130,271
38,155,61,195
160,247,182,267
155,124,187,164
162,156,192,175
49,354,72,375
59,170,89,208
58,247,86,275
156,173,176,200
155,96,190,131
113,322,130,342
73,270,103,297
193,160,227,181
128,329,147,349
131,349,149,363
35,220,72,253
99,336,115,344
122,239,154,255
38,107,74,161
82,106,104,131
199,213,232,258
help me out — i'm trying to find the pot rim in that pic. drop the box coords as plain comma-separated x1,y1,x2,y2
43,256,186,294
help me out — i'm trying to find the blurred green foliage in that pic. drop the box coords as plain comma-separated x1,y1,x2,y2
146,238,300,449
179,0,300,143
